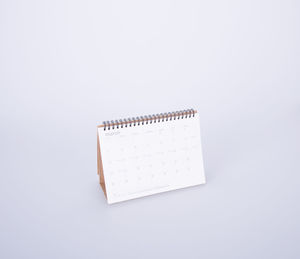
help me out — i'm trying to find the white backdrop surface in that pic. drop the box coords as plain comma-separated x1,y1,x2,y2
0,1,299,258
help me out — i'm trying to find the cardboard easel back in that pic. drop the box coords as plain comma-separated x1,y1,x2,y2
97,129,107,198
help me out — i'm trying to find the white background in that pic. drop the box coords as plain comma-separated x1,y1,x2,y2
0,1,299,258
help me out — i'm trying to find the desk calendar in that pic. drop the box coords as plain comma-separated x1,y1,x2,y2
97,109,205,204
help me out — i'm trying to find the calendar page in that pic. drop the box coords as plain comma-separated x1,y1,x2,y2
98,113,205,204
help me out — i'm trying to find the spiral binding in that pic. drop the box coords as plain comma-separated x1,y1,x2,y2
102,109,196,131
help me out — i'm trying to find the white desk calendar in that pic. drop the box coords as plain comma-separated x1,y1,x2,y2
97,109,205,204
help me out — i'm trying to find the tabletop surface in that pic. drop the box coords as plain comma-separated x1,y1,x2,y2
0,1,299,258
